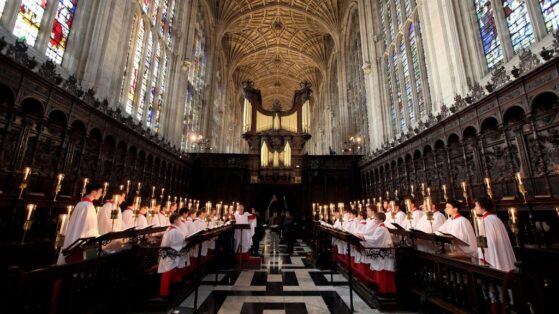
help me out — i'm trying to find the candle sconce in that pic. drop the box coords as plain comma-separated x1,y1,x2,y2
508,207,520,246
19,167,32,199
53,173,64,202
22,203,36,244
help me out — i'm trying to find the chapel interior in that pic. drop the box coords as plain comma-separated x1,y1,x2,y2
1,0,559,313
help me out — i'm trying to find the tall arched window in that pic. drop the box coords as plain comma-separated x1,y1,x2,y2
0,0,7,18
181,5,208,151
13,0,48,46
120,0,177,132
472,0,559,70
541,0,559,32
345,8,368,141
380,0,431,136
46,0,79,64
474,0,503,68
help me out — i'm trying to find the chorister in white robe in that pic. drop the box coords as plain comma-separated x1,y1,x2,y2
403,209,425,230
97,201,122,235
384,211,406,229
479,213,517,272
136,213,148,229
362,224,395,271
234,212,254,254
57,198,99,265
437,215,477,258
158,226,185,273
413,211,447,253
121,207,135,230
352,219,368,263
156,212,170,227
338,218,356,255
414,211,447,233
333,219,342,229
193,218,209,256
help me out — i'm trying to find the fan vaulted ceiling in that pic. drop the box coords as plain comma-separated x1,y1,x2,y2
212,0,346,110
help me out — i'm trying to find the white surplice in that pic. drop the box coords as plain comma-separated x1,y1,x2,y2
135,213,148,229
413,211,447,253
158,225,185,273
403,209,425,230
479,213,517,272
121,207,135,230
57,198,99,264
437,215,477,258
234,212,254,253
193,218,208,256
362,224,395,271
97,201,122,235
384,211,406,229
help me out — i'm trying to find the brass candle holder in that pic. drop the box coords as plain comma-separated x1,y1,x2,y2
461,181,469,205
80,177,89,198
102,182,109,202
484,177,494,200
424,196,434,232
53,173,64,202
55,212,69,250
18,167,32,199
22,203,36,244
508,207,519,246
515,172,527,203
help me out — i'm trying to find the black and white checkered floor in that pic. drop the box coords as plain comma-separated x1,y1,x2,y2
172,230,393,314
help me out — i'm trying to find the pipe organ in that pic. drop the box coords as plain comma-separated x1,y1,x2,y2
242,81,312,184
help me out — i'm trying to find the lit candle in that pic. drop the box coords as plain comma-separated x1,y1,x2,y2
471,209,479,235
81,178,89,197
515,172,523,185
405,198,412,212
508,207,517,224
134,196,141,209
556,207,559,218
427,187,431,197
137,182,142,194
57,213,68,234
151,186,156,198
410,185,415,196
25,204,36,221
442,184,448,201
425,197,432,213
376,202,382,212
126,180,131,194
484,177,493,199
119,184,124,191
23,167,31,181
394,190,399,199
389,200,395,211
421,183,425,196
56,173,64,185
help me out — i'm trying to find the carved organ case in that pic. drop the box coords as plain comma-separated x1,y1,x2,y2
242,81,312,184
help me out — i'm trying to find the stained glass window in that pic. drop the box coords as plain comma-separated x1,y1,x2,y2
392,50,406,131
119,15,136,102
142,0,149,13
388,3,394,41
409,23,425,118
404,0,412,17
155,51,168,132
380,1,388,46
385,56,397,132
400,39,414,125
151,0,159,25
474,0,503,68
46,0,78,64
540,0,559,32
147,43,160,128
166,0,175,44
0,0,7,18
13,0,48,46
126,20,145,115
137,32,152,121
160,0,168,36
502,0,534,53
395,0,402,30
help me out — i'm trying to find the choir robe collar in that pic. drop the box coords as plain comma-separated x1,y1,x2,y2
82,197,93,204
482,212,493,219
451,214,462,220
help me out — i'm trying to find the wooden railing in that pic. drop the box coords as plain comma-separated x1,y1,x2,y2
2,224,236,314
312,222,555,313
